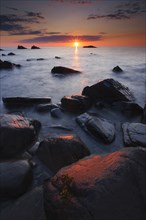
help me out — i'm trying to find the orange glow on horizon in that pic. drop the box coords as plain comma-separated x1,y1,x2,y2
74,41,79,47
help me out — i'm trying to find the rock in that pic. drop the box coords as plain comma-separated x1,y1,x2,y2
0,160,32,198
61,95,91,113
55,56,61,59
82,78,134,103
36,103,58,112
111,101,143,116
76,113,115,143
0,60,21,70
0,48,4,51
0,187,46,220
37,135,90,173
2,96,51,106
8,52,15,56
122,122,146,147
0,114,40,159
44,147,146,220
31,45,40,49
37,58,45,61
50,108,63,118
112,66,123,73
51,66,81,74
17,45,27,49
2,54,6,56
83,45,96,48
141,104,146,124
26,58,35,61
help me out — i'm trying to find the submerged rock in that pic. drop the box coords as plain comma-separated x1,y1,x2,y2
0,114,41,159
37,135,90,173
55,56,61,59
112,65,123,73
2,97,51,106
0,60,21,70
31,45,40,49
76,113,115,143
82,78,134,103
0,160,32,198
61,95,91,113
17,45,27,49
36,103,58,112
8,52,15,56
122,122,146,147
51,66,81,74
44,147,146,220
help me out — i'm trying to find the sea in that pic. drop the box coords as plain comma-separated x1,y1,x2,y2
0,46,146,153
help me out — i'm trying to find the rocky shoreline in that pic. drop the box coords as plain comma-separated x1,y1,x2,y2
0,78,146,220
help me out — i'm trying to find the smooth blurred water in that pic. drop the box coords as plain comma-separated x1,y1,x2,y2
0,46,146,111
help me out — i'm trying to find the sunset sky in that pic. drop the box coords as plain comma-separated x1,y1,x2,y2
0,0,146,47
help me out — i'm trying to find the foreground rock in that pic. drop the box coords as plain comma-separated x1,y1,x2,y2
2,96,51,106
112,65,123,73
0,187,46,220
141,104,146,124
0,160,32,198
17,45,27,49
37,135,90,173
36,103,59,112
0,114,41,159
83,45,96,48
0,60,21,70
122,122,146,147
44,147,146,220
31,45,40,49
82,78,134,103
76,113,115,143
51,66,81,74
61,95,91,113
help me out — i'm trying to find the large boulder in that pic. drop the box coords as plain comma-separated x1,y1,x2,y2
82,78,134,103
51,66,81,74
37,135,90,173
31,45,40,49
2,96,51,106
0,60,21,70
61,95,91,113
76,113,115,143
0,187,46,220
0,160,32,198
0,114,41,159
122,122,146,147
17,45,27,49
44,147,146,220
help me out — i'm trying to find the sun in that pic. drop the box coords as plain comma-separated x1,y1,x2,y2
74,41,79,47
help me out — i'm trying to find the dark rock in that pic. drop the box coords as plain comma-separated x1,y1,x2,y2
111,101,143,116
2,96,51,106
82,78,134,103
37,135,90,173
112,66,123,73
55,56,61,59
44,147,146,220
0,114,40,159
141,104,146,124
122,122,146,147
31,45,40,49
50,108,63,118
0,187,46,220
61,95,91,112
0,48,4,51
17,45,27,49
36,103,58,112
0,160,32,198
2,54,6,56
0,60,21,70
76,113,115,143
51,66,81,74
26,58,35,61
83,45,96,48
37,58,45,61
8,52,15,56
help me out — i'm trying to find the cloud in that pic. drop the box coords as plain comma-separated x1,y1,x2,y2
7,7,19,11
25,11,45,19
21,34,104,43
87,1,146,20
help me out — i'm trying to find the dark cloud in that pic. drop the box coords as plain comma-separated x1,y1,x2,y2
25,11,45,19
7,7,19,11
87,1,146,20
53,0,97,4
21,34,104,43
47,32,61,35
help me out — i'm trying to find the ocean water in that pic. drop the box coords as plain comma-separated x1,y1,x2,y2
0,46,145,108
0,46,146,154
